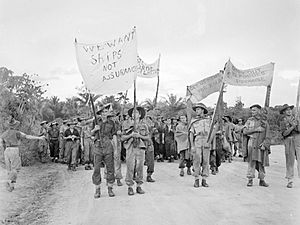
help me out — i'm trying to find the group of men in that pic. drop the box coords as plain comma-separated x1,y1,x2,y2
1,101,300,196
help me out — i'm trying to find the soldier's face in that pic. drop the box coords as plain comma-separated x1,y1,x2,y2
196,107,204,116
251,107,260,116
180,115,187,123
101,109,109,119
285,108,292,116
133,110,141,119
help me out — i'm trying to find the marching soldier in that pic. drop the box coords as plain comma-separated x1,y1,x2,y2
59,120,68,163
48,121,60,163
243,104,270,187
189,103,211,188
38,121,49,163
91,103,116,198
280,104,300,188
122,106,151,195
0,118,45,191
64,121,80,171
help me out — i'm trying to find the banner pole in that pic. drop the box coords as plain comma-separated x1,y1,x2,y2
89,93,98,126
207,82,225,142
154,54,161,108
264,85,272,108
133,78,137,131
296,78,300,114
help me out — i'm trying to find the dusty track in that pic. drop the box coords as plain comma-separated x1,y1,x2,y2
1,145,300,225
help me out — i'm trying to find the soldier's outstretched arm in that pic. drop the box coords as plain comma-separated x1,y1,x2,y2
20,132,45,140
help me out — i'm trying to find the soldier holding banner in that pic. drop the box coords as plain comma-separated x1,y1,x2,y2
122,106,151,195
189,103,211,188
243,104,270,187
91,104,117,198
280,104,300,188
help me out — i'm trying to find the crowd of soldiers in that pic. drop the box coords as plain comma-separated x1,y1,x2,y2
1,102,299,196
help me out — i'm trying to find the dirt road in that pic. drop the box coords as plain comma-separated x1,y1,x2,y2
1,145,300,225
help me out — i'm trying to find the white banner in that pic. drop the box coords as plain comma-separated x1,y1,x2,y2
223,60,274,87
187,72,223,103
137,55,160,78
75,28,137,95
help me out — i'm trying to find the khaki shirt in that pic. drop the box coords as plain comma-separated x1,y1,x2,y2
189,117,211,148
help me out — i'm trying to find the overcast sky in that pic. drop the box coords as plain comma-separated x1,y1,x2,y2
0,0,299,107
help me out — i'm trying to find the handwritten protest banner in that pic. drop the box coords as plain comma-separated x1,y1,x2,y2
75,27,137,95
186,72,223,103
137,55,160,78
223,60,274,87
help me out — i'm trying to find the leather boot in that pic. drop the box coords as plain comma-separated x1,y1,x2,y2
146,176,155,182
128,187,134,196
94,188,101,198
247,179,253,187
108,187,115,197
201,179,209,187
136,186,145,194
287,181,293,188
179,170,184,177
187,168,192,175
259,179,269,187
194,179,200,188
211,168,217,175
117,179,123,186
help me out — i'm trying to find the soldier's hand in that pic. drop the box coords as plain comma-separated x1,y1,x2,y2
94,125,100,131
256,127,264,132
191,146,196,154
132,132,139,138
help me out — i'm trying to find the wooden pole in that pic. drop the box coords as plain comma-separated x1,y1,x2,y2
264,85,271,108
154,54,161,108
207,82,225,142
296,78,300,114
89,93,98,126
186,86,193,126
133,78,137,131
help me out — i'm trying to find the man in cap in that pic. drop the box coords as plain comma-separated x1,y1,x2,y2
122,106,151,195
48,121,60,163
91,103,116,198
64,121,80,171
59,120,69,163
38,121,49,163
189,102,211,187
0,118,46,191
243,104,270,187
280,104,300,188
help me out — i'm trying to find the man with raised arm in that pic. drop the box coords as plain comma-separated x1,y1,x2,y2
0,118,46,192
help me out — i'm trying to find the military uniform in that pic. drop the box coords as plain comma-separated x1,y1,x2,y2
92,119,116,188
82,124,94,169
190,116,211,182
124,121,148,190
38,122,49,163
175,121,192,176
64,125,80,170
1,128,24,190
280,104,300,188
48,123,60,162
59,122,68,162
244,114,270,186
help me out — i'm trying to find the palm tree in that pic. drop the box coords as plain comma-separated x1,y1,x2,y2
142,98,156,111
162,94,186,117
